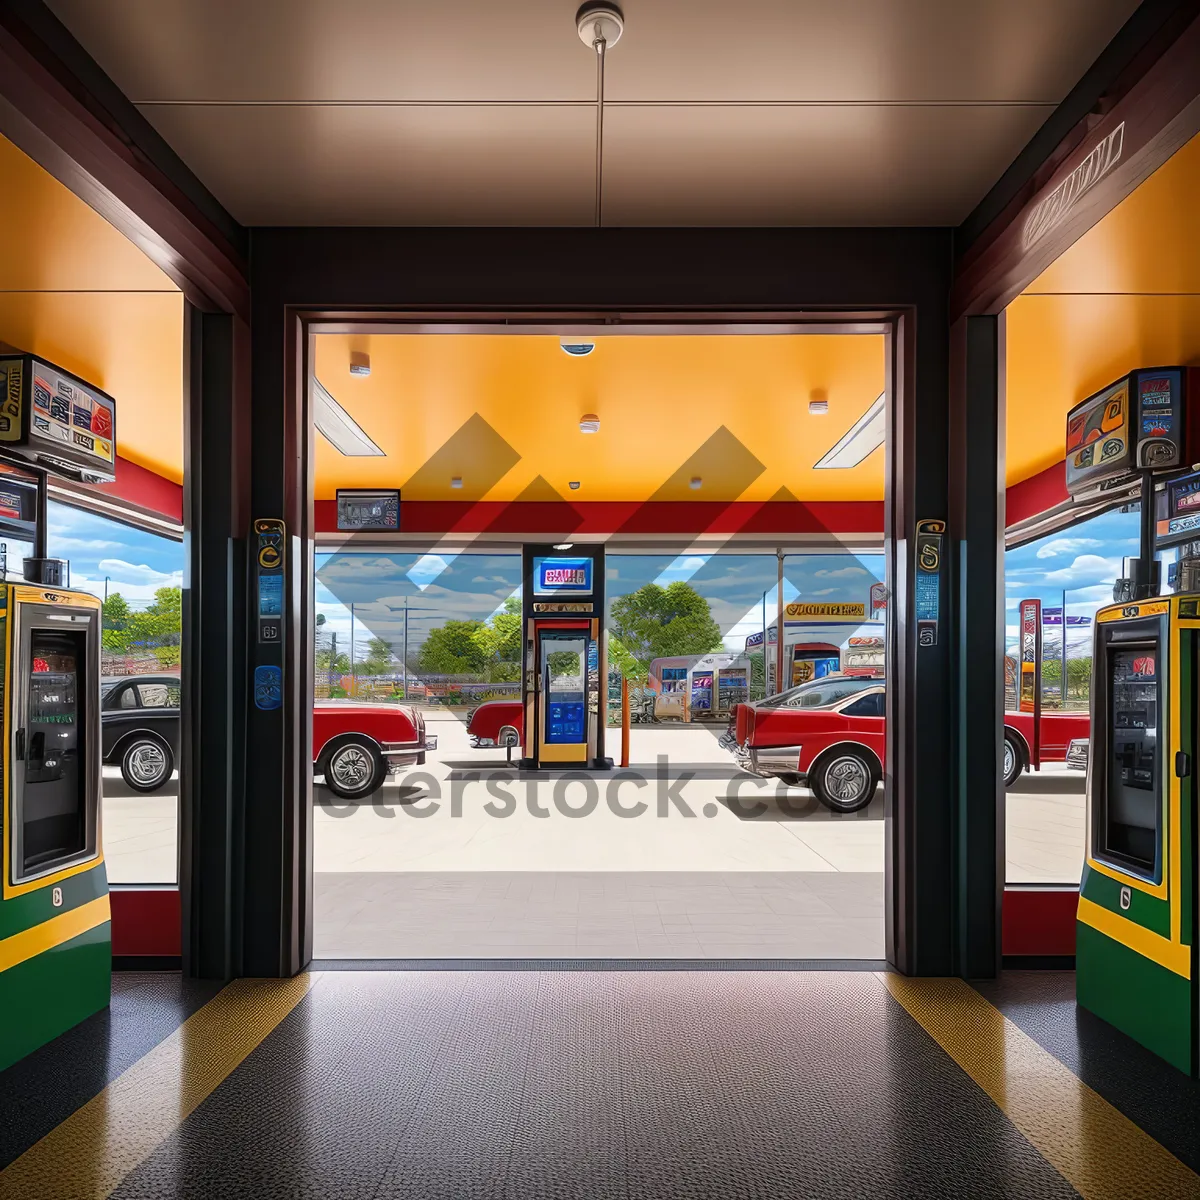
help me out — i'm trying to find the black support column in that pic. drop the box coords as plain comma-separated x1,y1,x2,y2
180,305,251,979
949,315,1005,977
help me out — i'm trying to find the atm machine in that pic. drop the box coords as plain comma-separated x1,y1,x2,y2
520,545,611,770
0,352,114,1071
1065,366,1200,1075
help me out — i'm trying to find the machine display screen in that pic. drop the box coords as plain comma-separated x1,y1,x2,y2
533,556,592,596
1099,645,1161,879
21,629,87,873
543,633,587,744
1156,469,1200,548
1065,379,1131,495
690,671,713,711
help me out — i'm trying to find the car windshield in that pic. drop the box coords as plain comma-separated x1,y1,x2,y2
100,681,119,699
758,676,880,709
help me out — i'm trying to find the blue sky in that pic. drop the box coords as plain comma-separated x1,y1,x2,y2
1003,505,1141,657
0,499,183,606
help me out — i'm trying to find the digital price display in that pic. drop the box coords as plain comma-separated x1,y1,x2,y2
533,556,592,596
1156,469,1200,549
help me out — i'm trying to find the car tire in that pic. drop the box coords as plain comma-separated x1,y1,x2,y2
322,739,386,800
119,734,174,794
809,748,877,813
1003,733,1024,789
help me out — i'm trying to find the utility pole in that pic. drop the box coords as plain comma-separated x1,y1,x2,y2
403,602,409,698
349,602,356,695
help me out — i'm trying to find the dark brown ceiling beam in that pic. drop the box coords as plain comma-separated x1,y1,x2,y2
0,1,248,320
952,0,1200,319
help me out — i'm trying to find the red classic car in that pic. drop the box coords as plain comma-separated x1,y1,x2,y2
467,700,523,749
314,700,437,799
722,675,1089,812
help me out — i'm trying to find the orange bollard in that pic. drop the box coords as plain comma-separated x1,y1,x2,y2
621,674,630,768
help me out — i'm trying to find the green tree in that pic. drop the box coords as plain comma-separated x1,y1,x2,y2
417,619,489,675
606,633,645,682
361,636,394,676
101,592,133,653
608,582,723,676
315,646,350,675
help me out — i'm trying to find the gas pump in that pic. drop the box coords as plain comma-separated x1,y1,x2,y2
0,352,114,1070
1066,366,1200,1074
520,545,611,770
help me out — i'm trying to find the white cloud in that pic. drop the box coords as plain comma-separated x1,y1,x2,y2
97,558,181,586
808,587,838,596
407,553,456,590
50,535,125,552
814,566,868,579
1035,536,1103,559
1036,554,1125,587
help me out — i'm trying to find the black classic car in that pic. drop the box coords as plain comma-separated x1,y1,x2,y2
101,674,181,792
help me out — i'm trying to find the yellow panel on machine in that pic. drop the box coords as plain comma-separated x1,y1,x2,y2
0,583,110,1071
1076,592,1199,1076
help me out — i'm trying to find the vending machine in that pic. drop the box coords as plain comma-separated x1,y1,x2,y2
1069,369,1198,1075
0,353,114,1071
521,545,610,769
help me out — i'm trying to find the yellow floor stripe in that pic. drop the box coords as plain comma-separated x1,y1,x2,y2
0,973,317,1200
881,973,1199,1200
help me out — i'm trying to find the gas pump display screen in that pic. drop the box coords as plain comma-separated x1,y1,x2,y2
1156,469,1200,548
1101,646,1160,878
533,557,592,596
544,635,586,743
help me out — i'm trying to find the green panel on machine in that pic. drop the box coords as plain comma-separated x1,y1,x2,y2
0,582,110,1072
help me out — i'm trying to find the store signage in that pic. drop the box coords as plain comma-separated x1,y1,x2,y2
0,353,117,482
336,489,400,532
914,519,944,647
869,582,888,617
784,602,866,622
533,601,593,614
533,556,592,596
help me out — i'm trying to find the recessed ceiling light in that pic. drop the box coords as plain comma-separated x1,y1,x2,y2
579,414,600,433
690,477,702,490
349,351,371,377
450,477,463,489
568,481,581,490
553,543,574,550
808,399,828,415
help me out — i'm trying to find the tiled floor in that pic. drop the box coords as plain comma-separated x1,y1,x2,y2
4,970,1197,1199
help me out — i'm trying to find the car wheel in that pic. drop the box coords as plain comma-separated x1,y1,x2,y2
120,735,174,794
1003,733,1024,789
498,725,520,748
323,739,385,800
810,749,877,813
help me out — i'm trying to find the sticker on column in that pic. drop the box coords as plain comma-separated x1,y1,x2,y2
915,518,944,647
254,664,283,711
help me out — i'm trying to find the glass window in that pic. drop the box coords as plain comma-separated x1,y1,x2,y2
842,691,885,718
136,682,178,707
46,499,184,885
761,676,874,709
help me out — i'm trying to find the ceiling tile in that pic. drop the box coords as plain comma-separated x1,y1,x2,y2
600,104,1053,226
137,104,599,225
48,0,1138,104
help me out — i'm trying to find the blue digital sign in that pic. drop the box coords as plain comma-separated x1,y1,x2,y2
533,556,593,596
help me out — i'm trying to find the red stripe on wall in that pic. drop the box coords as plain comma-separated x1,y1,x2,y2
109,887,181,958
315,499,887,536
1005,462,1068,529
1002,886,1077,957
95,456,184,523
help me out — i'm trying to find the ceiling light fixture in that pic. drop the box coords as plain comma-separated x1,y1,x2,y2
808,399,828,415
312,377,385,456
349,351,371,377
579,413,600,432
576,2,624,227
690,477,702,490
560,337,597,357
569,481,581,490
450,476,463,489
553,543,574,550
813,392,886,469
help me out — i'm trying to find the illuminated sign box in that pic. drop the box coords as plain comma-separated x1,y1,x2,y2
336,488,400,532
533,556,593,596
0,353,117,483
